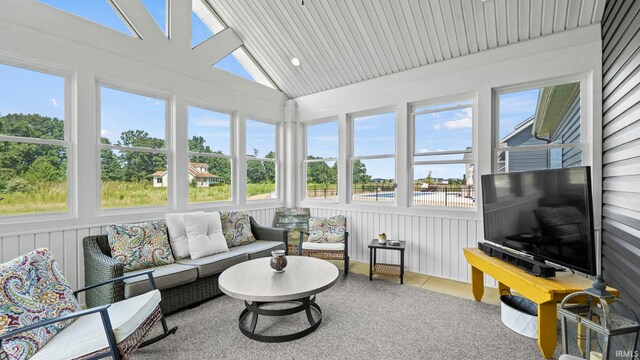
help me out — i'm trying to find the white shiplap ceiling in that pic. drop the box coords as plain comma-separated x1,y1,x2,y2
207,0,606,98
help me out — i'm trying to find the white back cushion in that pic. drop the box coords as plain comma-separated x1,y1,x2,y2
165,212,203,259
183,212,229,259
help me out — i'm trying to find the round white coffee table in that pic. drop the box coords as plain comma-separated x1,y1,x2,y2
219,256,339,342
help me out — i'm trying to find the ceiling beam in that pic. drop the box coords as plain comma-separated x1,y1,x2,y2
192,27,242,65
110,0,166,43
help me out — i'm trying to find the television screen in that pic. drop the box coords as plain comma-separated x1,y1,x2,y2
481,167,596,275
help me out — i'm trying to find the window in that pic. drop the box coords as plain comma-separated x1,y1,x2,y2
246,119,276,200
38,0,134,36
350,111,396,203
192,0,224,48
140,0,167,36
213,47,276,89
411,99,475,208
304,120,338,200
99,86,168,209
496,82,582,173
188,106,232,203
0,63,69,217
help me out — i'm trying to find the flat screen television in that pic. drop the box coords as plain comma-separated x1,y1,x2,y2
481,166,596,275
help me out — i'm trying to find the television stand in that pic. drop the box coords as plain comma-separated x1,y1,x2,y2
463,248,618,359
478,242,557,277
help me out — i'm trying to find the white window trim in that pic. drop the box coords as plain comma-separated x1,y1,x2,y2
302,118,340,203
245,117,280,203
96,82,172,214
493,75,588,173
348,107,397,205
409,95,476,210
0,60,75,223
186,103,235,206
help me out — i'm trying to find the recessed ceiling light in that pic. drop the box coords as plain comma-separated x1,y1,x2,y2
291,57,301,67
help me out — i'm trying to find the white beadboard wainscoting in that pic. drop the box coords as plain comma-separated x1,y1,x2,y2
0,208,278,300
307,207,497,287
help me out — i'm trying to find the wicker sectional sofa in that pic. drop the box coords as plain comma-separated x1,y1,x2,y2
83,217,288,314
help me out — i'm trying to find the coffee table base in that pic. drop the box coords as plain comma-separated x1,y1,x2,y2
238,295,322,343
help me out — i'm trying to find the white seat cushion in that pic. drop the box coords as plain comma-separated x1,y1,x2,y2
32,290,161,360
301,242,344,251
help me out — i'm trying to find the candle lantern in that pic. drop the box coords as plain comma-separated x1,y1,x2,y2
558,276,639,360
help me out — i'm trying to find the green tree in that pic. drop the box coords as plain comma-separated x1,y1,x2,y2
100,137,123,181
117,130,165,181
352,159,371,184
23,157,63,182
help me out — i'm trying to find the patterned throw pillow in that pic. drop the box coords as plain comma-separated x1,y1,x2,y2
219,211,256,248
0,248,82,360
308,216,346,243
107,221,175,272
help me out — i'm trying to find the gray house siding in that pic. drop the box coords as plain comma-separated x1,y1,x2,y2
602,0,640,317
550,95,582,168
505,124,548,172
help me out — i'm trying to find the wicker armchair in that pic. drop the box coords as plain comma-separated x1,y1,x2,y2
0,270,173,360
83,216,288,314
298,231,349,274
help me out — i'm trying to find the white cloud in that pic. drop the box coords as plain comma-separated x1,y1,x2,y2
195,118,230,128
309,135,339,143
50,98,59,108
433,123,441,130
418,148,430,153
443,117,472,129
100,129,112,137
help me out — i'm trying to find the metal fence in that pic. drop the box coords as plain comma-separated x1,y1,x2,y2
306,183,475,208
351,183,397,203
306,184,338,199
412,185,475,208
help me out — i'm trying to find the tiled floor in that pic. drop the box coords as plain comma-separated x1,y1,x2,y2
330,259,502,306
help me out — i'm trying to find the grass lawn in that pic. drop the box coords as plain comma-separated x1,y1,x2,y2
0,181,277,215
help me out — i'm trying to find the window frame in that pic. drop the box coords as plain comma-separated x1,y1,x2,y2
493,76,586,173
96,81,172,213
409,94,476,210
186,102,235,206
302,117,339,203
245,116,279,203
0,60,74,222
348,107,397,205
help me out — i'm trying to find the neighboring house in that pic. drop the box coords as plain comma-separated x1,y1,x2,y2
499,85,580,172
152,162,221,188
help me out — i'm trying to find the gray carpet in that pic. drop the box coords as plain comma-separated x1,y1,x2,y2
134,274,560,360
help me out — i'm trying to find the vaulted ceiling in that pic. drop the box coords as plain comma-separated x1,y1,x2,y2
207,0,606,98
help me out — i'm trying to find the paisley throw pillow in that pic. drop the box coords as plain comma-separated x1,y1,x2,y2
219,211,256,248
0,248,82,360
107,221,175,272
308,216,346,243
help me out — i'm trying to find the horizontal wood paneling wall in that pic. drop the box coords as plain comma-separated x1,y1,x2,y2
601,0,640,317
0,208,277,296
308,207,496,286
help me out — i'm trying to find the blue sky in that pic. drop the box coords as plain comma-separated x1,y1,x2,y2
307,121,339,159
188,106,231,154
0,64,65,136
100,87,166,146
246,119,275,157
38,0,253,81
498,89,540,139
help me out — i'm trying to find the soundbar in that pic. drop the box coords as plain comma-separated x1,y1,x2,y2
478,242,557,278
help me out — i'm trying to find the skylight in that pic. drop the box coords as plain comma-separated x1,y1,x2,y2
140,0,167,36
214,47,277,89
190,0,226,48
37,0,134,36
214,49,255,82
